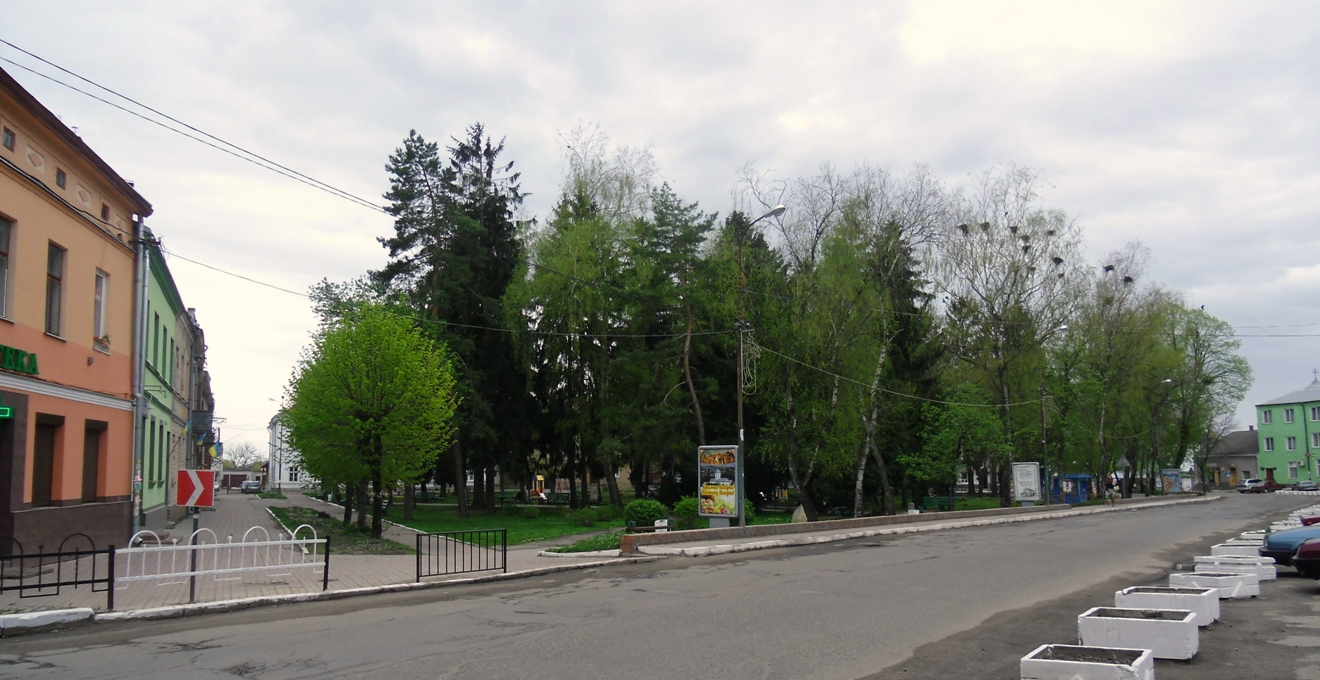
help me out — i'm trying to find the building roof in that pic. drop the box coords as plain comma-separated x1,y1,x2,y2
1258,377,1320,407
1210,429,1259,458
0,66,152,217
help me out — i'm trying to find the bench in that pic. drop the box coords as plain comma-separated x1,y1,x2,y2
415,491,445,502
495,490,520,502
541,492,571,505
921,496,953,512
626,519,672,534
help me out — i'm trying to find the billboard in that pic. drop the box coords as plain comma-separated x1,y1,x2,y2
698,445,739,518
1012,462,1041,503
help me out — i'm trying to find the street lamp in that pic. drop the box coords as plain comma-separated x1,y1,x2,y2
736,204,785,530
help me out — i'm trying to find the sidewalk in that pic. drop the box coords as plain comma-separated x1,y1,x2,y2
0,492,620,616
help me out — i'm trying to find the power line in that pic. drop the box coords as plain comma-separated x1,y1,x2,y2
0,41,387,212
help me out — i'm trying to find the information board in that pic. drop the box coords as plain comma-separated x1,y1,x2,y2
698,445,739,518
1012,461,1041,503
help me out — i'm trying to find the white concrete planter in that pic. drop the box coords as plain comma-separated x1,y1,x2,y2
1211,542,1261,557
1193,555,1276,580
1169,571,1259,598
1077,607,1198,660
1020,644,1154,680
1115,586,1219,626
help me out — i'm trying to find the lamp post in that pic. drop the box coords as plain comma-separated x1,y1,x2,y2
736,204,785,530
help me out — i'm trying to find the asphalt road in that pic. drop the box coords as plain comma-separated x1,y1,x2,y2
1,493,1311,680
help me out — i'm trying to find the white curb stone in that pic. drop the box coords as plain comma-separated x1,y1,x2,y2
0,608,94,636
1077,607,1198,660
1114,586,1218,626
1020,644,1154,680
537,549,623,558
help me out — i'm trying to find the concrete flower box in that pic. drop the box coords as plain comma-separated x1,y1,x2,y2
1169,571,1259,598
1115,586,1219,626
1193,555,1276,580
1020,644,1154,680
1077,607,1198,660
1211,542,1262,557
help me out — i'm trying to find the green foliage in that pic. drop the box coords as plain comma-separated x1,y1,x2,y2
673,497,700,530
911,383,1010,487
624,499,668,526
549,530,624,553
520,506,539,520
572,507,597,527
593,504,617,521
743,498,756,523
282,304,459,538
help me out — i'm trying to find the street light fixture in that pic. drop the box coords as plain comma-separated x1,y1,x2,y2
735,204,785,530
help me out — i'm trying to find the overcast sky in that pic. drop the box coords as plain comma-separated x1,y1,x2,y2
4,1,1318,453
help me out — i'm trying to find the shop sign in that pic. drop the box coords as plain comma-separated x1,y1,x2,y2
698,445,739,518
0,343,38,375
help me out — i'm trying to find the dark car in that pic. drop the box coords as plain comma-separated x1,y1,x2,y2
1261,525,1320,566
1295,480,1319,491
1251,480,1287,493
1295,538,1320,578
239,480,262,494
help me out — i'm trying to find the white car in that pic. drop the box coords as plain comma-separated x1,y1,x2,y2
1237,478,1263,493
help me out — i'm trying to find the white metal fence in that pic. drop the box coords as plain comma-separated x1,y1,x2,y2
118,525,328,590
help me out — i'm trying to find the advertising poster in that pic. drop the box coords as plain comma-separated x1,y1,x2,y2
1012,462,1040,502
698,445,739,518
1161,469,1180,494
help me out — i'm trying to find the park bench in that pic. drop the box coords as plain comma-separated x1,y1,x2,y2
626,519,672,534
415,490,445,502
542,492,571,505
495,490,520,503
921,495,953,512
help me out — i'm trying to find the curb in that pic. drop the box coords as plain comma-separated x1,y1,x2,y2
0,607,95,638
637,496,1221,557
92,555,661,623
538,549,623,558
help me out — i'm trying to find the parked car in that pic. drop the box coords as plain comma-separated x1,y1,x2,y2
1237,478,1263,493
239,480,262,494
1295,480,1319,491
1261,525,1320,566
1252,480,1287,493
1294,538,1320,578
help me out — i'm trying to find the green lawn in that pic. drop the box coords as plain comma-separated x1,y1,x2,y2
269,506,414,555
385,504,629,545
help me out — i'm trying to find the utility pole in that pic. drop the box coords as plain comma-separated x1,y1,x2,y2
736,205,784,531
1040,384,1049,505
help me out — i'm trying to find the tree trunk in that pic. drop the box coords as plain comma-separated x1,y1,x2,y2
356,480,369,531
485,467,497,513
341,483,354,526
568,458,579,510
683,313,706,447
453,440,469,520
857,343,894,517
403,482,414,521
371,473,384,539
606,464,622,507
784,379,819,521
868,440,895,516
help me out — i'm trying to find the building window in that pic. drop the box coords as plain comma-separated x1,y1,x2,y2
0,218,10,318
1263,410,1273,424
100,204,110,221
1286,409,1295,424
289,470,299,482
1312,406,1320,422
2,128,13,151
82,423,104,502
1287,436,1297,451
45,243,65,336
55,168,66,188
93,271,108,348
152,312,160,367
1265,437,1275,451
1313,432,1320,449
1290,462,1299,479
148,417,156,482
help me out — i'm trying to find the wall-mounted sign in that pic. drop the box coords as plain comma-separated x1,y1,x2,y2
698,445,739,518
1012,461,1041,502
0,344,38,375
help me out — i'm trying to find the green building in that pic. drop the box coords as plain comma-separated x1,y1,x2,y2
1255,374,1320,485
136,229,211,531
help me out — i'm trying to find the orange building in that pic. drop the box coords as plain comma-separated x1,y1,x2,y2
0,67,151,551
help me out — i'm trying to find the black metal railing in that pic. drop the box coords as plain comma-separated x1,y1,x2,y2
416,529,507,581
0,534,116,610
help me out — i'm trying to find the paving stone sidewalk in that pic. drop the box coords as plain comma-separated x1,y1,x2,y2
0,491,610,614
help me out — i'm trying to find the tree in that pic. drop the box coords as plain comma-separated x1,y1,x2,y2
283,304,460,538
912,383,1011,492
224,441,264,470
374,125,528,519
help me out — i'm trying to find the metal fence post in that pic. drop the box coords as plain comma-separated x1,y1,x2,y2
415,534,422,583
502,529,507,573
188,513,199,603
322,536,331,592
107,546,116,611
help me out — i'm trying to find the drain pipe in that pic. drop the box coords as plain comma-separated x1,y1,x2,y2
130,217,151,532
